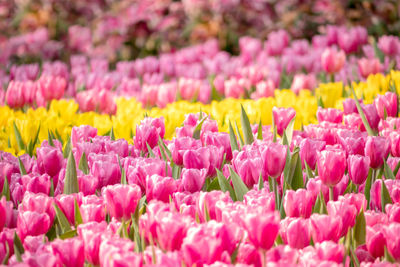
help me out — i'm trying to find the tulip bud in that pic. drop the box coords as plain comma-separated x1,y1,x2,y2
365,136,390,169
181,168,207,193
262,142,287,179
272,107,296,136
347,155,370,185
317,150,346,187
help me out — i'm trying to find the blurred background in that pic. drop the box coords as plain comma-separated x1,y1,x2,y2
1,0,399,65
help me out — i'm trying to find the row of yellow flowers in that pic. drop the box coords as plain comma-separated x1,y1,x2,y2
0,71,398,156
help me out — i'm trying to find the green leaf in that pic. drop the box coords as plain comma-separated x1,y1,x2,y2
120,168,127,185
230,242,240,264
193,116,207,140
384,159,396,180
317,96,324,108
353,210,366,246
211,84,223,101
13,232,24,262
365,169,373,207
258,173,264,190
27,124,41,156
2,242,9,264
59,229,77,240
381,180,392,212
49,178,54,197
146,143,155,158
74,199,83,227
158,137,171,160
2,176,10,201
18,157,27,175
234,121,244,147
304,162,314,180
78,152,89,175
207,178,221,192
54,129,63,145
54,204,72,233
172,164,181,180
282,117,295,146
229,167,249,201
272,115,277,142
48,130,55,147
240,105,254,145
63,137,71,159
319,191,328,214
372,38,385,64
394,159,400,177
288,150,304,190
257,120,263,140
13,121,25,151
228,121,239,152
350,246,360,267
109,127,115,141
385,246,396,263
63,150,79,194
217,169,236,201
350,85,375,136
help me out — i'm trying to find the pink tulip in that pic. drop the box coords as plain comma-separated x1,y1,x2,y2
299,138,326,170
21,173,51,195
310,214,342,243
265,30,290,56
197,191,232,222
21,192,55,223
321,47,346,74
0,199,5,232
71,125,98,147
317,149,346,187
361,103,380,131
155,213,191,251
55,194,82,225
262,142,287,179
251,80,275,99
327,200,358,237
243,211,280,250
50,238,84,267
315,241,345,264
347,155,370,185
77,221,109,265
284,218,310,249
91,160,121,188
5,81,26,108
358,58,381,79
342,98,359,115
232,148,263,187
384,223,400,260
290,74,316,94
146,174,178,203
23,235,46,253
181,168,207,193
102,184,142,220
265,245,299,264
36,146,64,177
80,203,106,223
78,174,98,196
386,203,400,223
366,224,386,258
36,75,66,101
378,35,399,56
272,107,296,136
284,189,314,218
134,117,165,151
316,108,343,124
17,211,51,241
374,92,398,119
224,78,246,98
365,136,390,169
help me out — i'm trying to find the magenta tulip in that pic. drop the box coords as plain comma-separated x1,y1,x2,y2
284,189,314,218
375,92,398,119
102,184,142,220
317,149,346,187
262,142,287,179
243,211,280,250
347,155,370,185
272,107,296,136
36,146,64,177
364,136,390,169
321,47,346,74
181,168,207,193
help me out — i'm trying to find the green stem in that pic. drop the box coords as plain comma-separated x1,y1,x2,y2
329,186,334,202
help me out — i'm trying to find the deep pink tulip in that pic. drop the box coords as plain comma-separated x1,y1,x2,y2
386,204,400,223
50,238,84,267
284,189,314,218
146,174,178,203
366,224,386,258
315,241,345,264
272,107,296,136
80,203,106,223
21,192,55,223
243,211,280,250
310,214,342,243
262,142,287,179
36,146,64,177
284,218,310,249
17,211,51,241
55,194,82,225
181,168,207,193
265,245,299,264
21,173,51,195
321,47,346,74
232,149,263,188
299,138,325,170
91,160,121,188
317,149,346,187
102,184,141,220
361,103,380,131
347,155,370,185
317,108,343,124
36,75,66,101
126,158,169,191
197,191,232,223
170,137,202,165
389,131,400,157
134,117,165,151
23,235,46,253
155,213,191,251
0,199,5,232
342,98,360,115
375,92,398,119
365,136,390,169
78,174,98,196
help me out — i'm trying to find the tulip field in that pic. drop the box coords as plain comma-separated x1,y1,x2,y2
2,1,400,267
